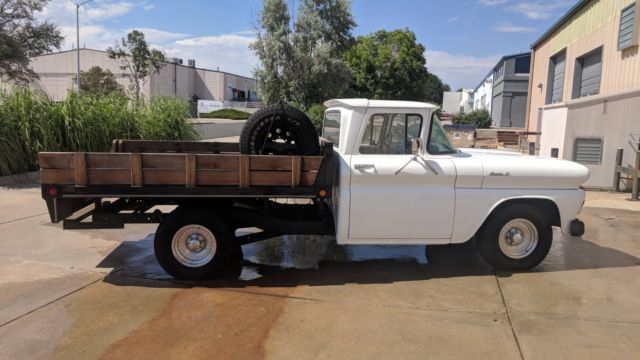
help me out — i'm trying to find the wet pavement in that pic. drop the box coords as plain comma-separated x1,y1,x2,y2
0,186,639,359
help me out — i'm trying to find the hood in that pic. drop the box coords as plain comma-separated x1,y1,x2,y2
456,148,590,189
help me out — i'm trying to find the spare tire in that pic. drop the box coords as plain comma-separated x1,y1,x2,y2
239,103,320,155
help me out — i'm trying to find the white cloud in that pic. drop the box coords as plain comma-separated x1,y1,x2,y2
493,22,536,33
425,50,501,89
509,1,575,20
479,0,509,6
35,1,257,77
165,34,257,77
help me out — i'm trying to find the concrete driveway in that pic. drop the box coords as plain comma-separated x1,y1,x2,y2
0,186,639,360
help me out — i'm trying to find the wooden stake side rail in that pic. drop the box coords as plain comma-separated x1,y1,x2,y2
39,152,323,188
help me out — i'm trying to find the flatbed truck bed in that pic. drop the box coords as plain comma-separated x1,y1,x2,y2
39,140,336,239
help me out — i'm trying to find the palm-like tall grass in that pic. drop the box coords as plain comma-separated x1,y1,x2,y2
0,88,196,176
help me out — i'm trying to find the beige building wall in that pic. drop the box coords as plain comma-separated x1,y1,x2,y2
529,0,640,188
527,0,639,131
17,49,256,102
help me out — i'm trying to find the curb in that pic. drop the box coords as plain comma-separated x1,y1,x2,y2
0,171,40,186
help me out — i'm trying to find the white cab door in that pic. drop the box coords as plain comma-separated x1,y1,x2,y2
346,112,456,243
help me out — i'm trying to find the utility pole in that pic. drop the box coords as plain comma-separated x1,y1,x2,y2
76,0,95,93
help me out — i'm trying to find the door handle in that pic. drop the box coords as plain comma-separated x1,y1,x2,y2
354,163,375,170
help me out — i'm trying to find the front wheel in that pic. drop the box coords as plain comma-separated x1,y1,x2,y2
477,204,552,271
154,208,235,280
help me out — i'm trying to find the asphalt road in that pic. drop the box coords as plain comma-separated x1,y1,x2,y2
0,188,639,359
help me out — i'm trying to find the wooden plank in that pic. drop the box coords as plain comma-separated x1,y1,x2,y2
142,170,186,185
302,157,323,171
186,154,196,187
250,171,291,186
197,155,239,170
239,155,250,188
38,153,75,169
130,153,142,187
86,153,130,169
301,172,318,187
142,154,186,170
74,152,87,186
291,156,301,187
251,156,292,171
196,170,239,186
87,169,131,185
116,140,239,154
40,169,74,184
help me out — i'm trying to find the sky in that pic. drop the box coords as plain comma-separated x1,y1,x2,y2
37,0,579,90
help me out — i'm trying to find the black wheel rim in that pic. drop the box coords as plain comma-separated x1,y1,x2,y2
255,115,301,155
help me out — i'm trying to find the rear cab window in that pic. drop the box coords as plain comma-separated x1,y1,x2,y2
322,110,341,147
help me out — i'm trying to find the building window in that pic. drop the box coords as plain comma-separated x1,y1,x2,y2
572,47,602,99
514,55,531,74
573,137,603,165
494,63,504,79
546,50,566,104
618,2,638,50
322,111,341,146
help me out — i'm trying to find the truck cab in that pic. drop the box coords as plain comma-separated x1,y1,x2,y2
322,99,589,269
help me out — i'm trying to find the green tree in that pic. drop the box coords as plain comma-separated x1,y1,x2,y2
107,30,165,101
78,66,123,96
0,0,63,82
251,0,355,107
452,109,492,129
424,72,450,104
346,29,451,102
251,0,293,104
291,0,355,107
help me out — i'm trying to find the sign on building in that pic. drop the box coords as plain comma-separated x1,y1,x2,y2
197,100,225,114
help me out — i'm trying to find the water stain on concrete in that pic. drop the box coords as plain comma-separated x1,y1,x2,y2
99,286,292,360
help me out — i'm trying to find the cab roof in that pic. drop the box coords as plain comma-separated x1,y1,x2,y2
323,98,439,110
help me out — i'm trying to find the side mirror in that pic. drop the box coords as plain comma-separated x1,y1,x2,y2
411,138,422,154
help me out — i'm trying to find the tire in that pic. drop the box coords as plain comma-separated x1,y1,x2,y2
477,204,552,271
240,103,320,155
154,207,235,280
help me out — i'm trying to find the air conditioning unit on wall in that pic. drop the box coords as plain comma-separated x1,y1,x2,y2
187,59,195,67
171,58,183,65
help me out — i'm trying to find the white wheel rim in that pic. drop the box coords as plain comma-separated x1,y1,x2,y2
498,218,538,260
171,225,217,268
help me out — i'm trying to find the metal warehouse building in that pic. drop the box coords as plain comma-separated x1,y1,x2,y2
18,48,257,102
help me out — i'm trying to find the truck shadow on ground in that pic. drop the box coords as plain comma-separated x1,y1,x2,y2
100,229,640,289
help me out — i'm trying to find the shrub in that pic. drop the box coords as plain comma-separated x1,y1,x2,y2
306,103,326,135
201,108,251,120
0,88,195,176
452,109,492,129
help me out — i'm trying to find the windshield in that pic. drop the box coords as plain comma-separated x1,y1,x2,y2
427,113,457,154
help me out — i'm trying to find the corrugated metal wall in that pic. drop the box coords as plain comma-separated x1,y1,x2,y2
527,0,639,131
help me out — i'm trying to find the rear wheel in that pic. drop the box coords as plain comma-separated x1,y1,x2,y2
154,208,235,280
477,204,552,271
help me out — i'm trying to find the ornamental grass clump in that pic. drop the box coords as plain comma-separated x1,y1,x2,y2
0,88,195,176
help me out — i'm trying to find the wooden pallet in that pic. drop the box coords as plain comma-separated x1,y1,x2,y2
39,152,323,188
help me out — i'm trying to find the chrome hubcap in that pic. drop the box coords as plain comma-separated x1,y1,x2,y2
171,225,216,268
498,219,538,259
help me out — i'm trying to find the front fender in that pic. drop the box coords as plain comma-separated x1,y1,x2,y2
450,188,585,243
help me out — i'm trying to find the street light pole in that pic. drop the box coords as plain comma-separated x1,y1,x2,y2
76,0,95,93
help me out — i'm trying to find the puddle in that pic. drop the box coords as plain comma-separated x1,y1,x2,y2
116,231,428,281
242,234,427,271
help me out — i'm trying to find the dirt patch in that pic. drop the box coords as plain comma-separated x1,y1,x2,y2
100,286,291,360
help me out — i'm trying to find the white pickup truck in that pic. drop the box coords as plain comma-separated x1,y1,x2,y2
40,99,589,279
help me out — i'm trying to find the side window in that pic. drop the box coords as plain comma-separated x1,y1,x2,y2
358,113,423,155
322,110,341,146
